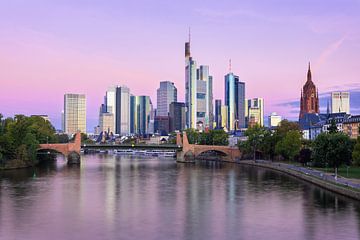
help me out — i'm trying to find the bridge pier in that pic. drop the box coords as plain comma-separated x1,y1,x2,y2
67,151,81,165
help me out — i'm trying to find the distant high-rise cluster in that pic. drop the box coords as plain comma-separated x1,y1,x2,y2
331,91,350,114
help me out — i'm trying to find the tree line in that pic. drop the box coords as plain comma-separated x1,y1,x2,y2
0,114,57,168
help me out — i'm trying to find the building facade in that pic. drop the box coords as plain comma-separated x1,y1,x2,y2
268,112,282,128
245,98,264,127
169,102,186,132
225,72,245,130
215,99,222,129
154,116,170,135
99,112,114,133
331,91,350,114
115,86,130,135
343,115,360,139
130,95,153,135
299,63,319,119
64,94,86,134
157,81,177,116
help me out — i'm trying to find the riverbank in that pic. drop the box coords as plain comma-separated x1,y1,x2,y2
0,159,35,170
238,160,360,201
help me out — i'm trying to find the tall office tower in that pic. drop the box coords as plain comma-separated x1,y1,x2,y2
331,91,350,114
106,86,116,129
225,71,245,130
185,35,197,129
169,102,186,132
130,96,153,135
299,63,319,119
185,35,213,130
64,94,86,134
268,112,282,127
215,99,222,129
157,81,177,116
99,112,114,133
115,86,130,135
221,105,228,130
245,98,264,127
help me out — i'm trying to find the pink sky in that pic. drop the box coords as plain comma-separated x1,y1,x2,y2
0,0,359,130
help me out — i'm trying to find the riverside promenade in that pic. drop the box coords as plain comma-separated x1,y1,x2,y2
239,160,360,201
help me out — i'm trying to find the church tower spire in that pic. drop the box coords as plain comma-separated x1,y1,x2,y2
307,61,312,82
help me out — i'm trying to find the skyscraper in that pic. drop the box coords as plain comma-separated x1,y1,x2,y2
64,94,86,134
169,102,186,132
299,63,319,119
106,86,116,130
225,71,245,130
215,99,222,129
157,81,177,116
245,98,264,127
185,35,213,130
99,112,114,133
331,91,350,114
130,95,153,135
115,86,130,135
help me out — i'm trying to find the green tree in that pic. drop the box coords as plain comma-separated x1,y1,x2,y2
275,120,300,138
260,129,277,160
353,137,360,166
211,129,229,146
313,132,352,178
275,130,302,161
328,119,338,134
185,129,199,144
298,148,312,166
241,124,266,161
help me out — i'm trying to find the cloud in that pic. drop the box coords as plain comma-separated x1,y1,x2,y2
316,35,347,67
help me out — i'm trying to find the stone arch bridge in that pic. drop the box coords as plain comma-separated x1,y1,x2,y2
38,132,81,164
176,132,241,162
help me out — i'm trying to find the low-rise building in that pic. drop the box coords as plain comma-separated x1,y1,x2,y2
343,115,360,139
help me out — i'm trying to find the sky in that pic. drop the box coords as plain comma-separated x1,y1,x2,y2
0,0,359,131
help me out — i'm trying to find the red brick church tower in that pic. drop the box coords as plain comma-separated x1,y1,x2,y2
299,62,319,119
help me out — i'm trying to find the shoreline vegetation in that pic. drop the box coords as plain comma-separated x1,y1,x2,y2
0,114,57,170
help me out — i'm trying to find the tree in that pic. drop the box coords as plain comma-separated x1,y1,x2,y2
259,129,277,160
328,119,338,134
185,129,199,144
275,130,302,161
241,124,266,161
275,120,300,138
298,148,312,166
211,129,229,146
353,137,360,166
313,132,352,178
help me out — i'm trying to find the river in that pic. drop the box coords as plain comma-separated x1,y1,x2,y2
1,154,360,240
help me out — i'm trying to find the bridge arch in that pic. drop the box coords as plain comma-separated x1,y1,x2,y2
38,132,81,164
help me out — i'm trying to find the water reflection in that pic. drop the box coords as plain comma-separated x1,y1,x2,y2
0,155,360,240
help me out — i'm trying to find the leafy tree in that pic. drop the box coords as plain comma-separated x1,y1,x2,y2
313,132,352,178
328,119,338,134
185,129,199,144
56,134,70,143
210,129,229,146
352,137,360,166
298,148,312,166
275,120,300,138
275,130,302,160
241,124,266,160
259,129,277,160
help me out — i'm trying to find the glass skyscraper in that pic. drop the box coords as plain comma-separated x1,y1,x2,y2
64,93,86,134
130,95,153,135
115,86,130,135
225,72,245,130
157,81,177,116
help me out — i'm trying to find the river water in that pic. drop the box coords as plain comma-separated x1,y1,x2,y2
1,154,360,240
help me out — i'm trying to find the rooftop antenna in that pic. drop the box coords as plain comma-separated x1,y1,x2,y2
188,27,191,43
229,59,232,73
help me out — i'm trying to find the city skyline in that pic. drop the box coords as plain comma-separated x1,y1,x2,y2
1,0,360,130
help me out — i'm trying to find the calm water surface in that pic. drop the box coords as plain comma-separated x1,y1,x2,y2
1,154,360,240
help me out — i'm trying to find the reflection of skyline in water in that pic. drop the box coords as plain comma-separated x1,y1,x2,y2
0,155,360,240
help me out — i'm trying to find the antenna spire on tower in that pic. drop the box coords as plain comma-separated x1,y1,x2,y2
229,59,232,73
188,27,191,43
